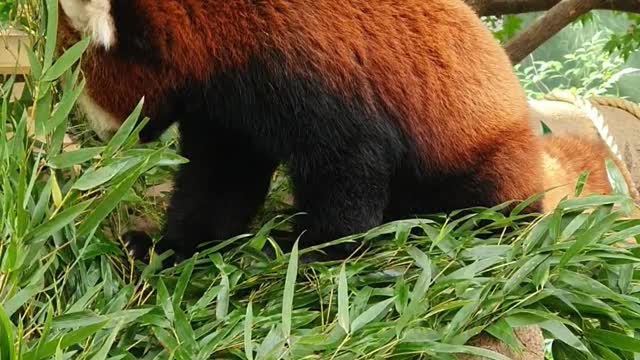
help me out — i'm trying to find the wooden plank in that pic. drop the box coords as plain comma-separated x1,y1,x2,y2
11,81,25,101
0,28,30,75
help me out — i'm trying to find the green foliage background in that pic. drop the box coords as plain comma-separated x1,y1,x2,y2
493,11,640,101
0,1,13,23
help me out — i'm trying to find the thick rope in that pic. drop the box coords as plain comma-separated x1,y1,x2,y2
590,95,640,121
541,91,640,202
543,91,621,160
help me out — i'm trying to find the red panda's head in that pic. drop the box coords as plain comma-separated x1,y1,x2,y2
57,0,184,142
59,0,116,50
58,0,120,140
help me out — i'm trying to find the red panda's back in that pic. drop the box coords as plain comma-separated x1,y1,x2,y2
68,0,532,170
249,0,531,169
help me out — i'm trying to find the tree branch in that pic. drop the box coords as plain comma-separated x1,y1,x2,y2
503,0,601,64
466,0,640,16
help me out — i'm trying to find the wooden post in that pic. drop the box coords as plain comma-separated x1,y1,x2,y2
0,28,30,100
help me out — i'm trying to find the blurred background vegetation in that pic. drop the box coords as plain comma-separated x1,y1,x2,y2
514,11,640,100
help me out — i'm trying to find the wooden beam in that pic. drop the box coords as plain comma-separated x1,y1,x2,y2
0,28,30,76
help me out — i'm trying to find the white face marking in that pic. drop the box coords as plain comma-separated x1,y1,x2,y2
59,0,116,49
77,93,120,141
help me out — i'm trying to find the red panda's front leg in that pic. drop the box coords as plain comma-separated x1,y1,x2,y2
125,128,277,263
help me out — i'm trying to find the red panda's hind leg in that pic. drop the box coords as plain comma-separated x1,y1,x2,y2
471,133,545,214
386,130,544,218
288,140,399,261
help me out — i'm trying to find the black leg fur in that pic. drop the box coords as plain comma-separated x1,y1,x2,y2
288,139,396,260
166,132,276,258
126,124,277,262
127,51,409,263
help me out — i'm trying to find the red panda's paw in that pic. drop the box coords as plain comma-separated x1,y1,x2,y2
122,230,188,267
122,230,155,261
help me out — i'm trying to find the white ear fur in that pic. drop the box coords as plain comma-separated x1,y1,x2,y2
59,0,116,49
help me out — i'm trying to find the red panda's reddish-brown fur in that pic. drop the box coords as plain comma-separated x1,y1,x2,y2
58,0,543,260
539,135,639,212
59,1,534,168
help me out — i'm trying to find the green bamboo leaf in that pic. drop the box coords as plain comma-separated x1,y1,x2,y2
587,329,640,353
410,265,431,304
77,162,146,237
560,212,619,267
33,304,55,360
43,0,59,71
190,286,221,315
539,320,588,353
394,276,409,315
592,344,624,360
107,309,153,326
71,160,134,191
153,327,179,354
42,37,90,82
0,305,15,360
54,346,63,360
532,257,551,288
560,213,589,241
33,86,53,137
68,284,103,313
603,224,640,245
407,246,430,270
103,98,145,159
256,325,285,360
461,245,511,260
88,321,122,360
49,78,85,130
173,305,197,353
446,293,482,337
558,270,627,303
48,147,105,169
575,171,589,197
24,201,92,244
440,257,502,282
52,311,106,329
485,319,524,353
156,280,174,323
399,342,511,360
282,240,298,340
173,257,195,309
511,192,545,216
524,216,551,252
558,194,627,211
396,264,432,335
3,284,43,317
25,46,42,79
605,159,630,196
351,297,394,333
216,270,230,321
245,301,254,360
503,254,549,295
22,321,107,360
338,264,350,334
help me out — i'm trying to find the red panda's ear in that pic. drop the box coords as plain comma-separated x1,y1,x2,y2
59,0,115,49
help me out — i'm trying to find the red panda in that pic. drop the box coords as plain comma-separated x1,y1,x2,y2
539,135,639,212
57,0,544,260
529,96,640,213
537,134,640,249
